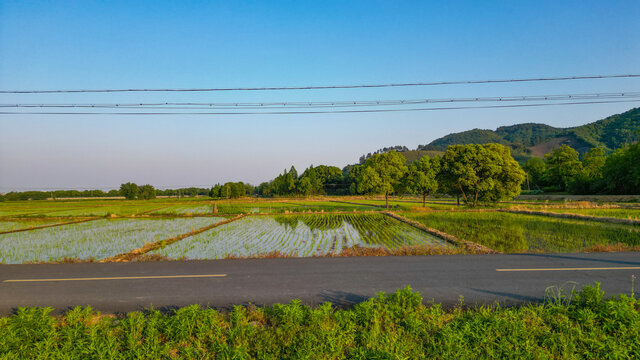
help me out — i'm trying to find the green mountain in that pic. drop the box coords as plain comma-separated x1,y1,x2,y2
417,107,640,160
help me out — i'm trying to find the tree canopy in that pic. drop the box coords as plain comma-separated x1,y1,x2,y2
406,155,440,207
356,151,408,207
439,144,525,206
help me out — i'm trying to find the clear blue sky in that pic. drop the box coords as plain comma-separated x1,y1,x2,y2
1,0,639,191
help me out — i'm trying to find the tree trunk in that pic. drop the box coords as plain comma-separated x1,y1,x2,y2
457,184,469,205
456,193,460,206
385,191,389,208
423,193,426,207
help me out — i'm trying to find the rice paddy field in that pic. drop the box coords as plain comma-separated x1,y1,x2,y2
0,217,221,264
0,196,639,263
405,211,640,253
151,214,452,260
525,207,640,220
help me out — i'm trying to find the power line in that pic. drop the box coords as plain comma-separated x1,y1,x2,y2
1,74,639,94
1,99,638,115
3,92,639,110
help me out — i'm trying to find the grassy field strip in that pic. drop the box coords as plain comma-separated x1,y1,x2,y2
382,211,498,254
511,207,640,220
406,211,640,253
135,206,173,215
0,217,100,235
281,201,327,208
0,206,98,218
250,210,380,216
383,198,542,206
329,200,387,208
500,209,640,226
103,215,246,262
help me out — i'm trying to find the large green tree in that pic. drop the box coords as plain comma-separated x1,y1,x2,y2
119,182,139,200
544,145,583,191
602,143,640,194
406,156,440,207
439,144,525,206
139,184,156,200
567,147,606,194
522,157,546,190
356,151,408,208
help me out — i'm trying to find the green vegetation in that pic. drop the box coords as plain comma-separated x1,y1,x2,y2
543,145,583,191
602,143,640,194
528,207,640,221
521,142,640,195
420,107,640,156
210,182,252,199
406,155,439,207
496,123,562,146
569,107,640,149
425,128,509,149
406,211,640,253
356,152,408,208
439,144,525,206
1,285,638,359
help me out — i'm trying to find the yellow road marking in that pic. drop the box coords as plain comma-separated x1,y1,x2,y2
497,267,640,272
3,274,227,283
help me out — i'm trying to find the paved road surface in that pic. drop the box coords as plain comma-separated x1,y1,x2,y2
1,252,639,315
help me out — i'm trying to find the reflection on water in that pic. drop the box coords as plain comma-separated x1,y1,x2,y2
152,214,454,259
272,214,449,249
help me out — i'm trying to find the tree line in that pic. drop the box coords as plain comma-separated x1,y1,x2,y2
256,143,525,207
523,142,640,195
2,142,637,203
0,185,212,201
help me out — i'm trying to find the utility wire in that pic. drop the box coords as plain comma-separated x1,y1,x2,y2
3,92,639,110
1,74,639,94
2,99,638,115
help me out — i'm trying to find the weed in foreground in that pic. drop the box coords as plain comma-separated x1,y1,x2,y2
1,284,638,359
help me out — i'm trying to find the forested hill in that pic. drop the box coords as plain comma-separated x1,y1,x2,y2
416,107,640,159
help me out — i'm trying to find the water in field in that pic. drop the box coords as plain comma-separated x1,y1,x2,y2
151,214,453,259
0,217,224,264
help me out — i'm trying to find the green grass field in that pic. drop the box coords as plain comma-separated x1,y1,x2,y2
405,211,640,253
526,207,640,220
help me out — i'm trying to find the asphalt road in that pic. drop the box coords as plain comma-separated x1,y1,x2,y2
1,252,639,315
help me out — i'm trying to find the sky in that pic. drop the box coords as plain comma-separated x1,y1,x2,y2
1,0,639,191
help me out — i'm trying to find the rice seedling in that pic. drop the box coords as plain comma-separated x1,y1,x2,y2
151,214,453,260
406,211,640,253
0,217,223,264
